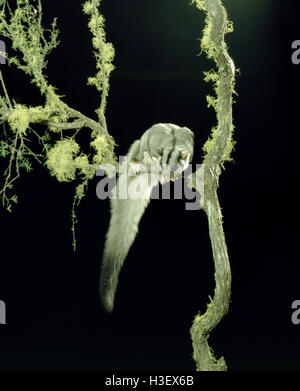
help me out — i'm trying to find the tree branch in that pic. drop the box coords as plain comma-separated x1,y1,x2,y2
0,0,117,214
189,0,235,371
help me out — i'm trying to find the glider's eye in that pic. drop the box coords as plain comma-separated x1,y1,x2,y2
180,150,189,160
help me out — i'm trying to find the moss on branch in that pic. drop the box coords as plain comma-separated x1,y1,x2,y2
0,0,117,246
190,0,236,371
83,0,115,131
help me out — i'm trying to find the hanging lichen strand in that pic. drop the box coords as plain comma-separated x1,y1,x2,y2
189,0,236,371
0,0,117,242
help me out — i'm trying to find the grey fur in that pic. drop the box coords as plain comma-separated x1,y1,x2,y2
99,123,194,312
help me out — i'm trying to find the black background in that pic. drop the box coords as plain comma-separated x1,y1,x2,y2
0,0,299,371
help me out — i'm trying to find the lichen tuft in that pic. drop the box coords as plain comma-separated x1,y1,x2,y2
46,139,80,182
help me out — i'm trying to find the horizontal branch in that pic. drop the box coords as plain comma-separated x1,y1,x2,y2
0,103,110,140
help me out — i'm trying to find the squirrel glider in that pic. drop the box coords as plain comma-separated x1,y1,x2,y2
99,123,194,312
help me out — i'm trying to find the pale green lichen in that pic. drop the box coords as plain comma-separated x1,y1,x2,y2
8,104,31,134
191,0,206,11
190,0,236,372
202,125,218,155
83,0,115,125
44,86,69,130
222,127,235,163
0,0,117,220
28,105,51,123
74,154,95,179
7,102,63,135
192,0,235,166
90,134,110,164
46,139,80,182
75,181,87,199
206,95,218,110
0,0,59,93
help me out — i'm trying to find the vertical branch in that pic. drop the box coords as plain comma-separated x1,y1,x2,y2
83,0,115,135
190,0,236,371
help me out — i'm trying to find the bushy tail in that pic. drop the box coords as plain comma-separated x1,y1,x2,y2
99,173,154,312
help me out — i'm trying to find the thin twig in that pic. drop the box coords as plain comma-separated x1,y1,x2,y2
0,69,12,109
